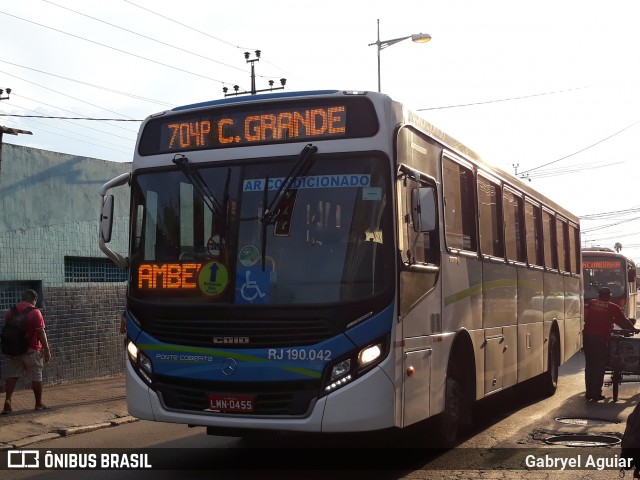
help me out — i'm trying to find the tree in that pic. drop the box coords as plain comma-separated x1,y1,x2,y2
614,242,623,253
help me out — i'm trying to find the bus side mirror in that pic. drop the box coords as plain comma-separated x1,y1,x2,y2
100,195,115,243
630,268,637,283
411,186,436,232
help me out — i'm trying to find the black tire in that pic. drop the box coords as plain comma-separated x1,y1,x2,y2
540,331,559,397
435,376,463,448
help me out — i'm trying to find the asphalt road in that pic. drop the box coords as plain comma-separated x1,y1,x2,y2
4,350,640,480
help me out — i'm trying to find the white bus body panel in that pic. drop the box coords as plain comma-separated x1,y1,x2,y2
517,267,544,381
563,274,583,361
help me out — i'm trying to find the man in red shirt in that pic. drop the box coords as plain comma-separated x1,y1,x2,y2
2,289,52,413
583,287,636,402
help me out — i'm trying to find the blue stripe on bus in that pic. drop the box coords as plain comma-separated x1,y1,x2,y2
127,303,393,382
135,332,356,382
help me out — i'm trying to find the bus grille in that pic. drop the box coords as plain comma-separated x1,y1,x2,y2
154,376,320,416
143,317,335,348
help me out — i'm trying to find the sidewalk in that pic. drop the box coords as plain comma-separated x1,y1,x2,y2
0,375,137,450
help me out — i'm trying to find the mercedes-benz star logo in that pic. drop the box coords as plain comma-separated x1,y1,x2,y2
221,358,238,376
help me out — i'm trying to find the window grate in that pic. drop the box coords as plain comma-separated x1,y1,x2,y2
64,257,128,283
0,282,42,310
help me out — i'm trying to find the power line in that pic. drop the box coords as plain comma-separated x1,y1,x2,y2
0,10,233,85
581,215,640,233
524,161,624,179
1,69,136,120
581,205,640,220
4,114,132,155
519,119,640,175
123,0,254,51
585,231,640,242
121,0,290,82
416,87,587,111
10,94,138,134
0,59,175,107
42,0,248,76
7,100,137,141
0,113,141,122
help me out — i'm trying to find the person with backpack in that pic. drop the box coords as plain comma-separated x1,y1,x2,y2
1,289,51,413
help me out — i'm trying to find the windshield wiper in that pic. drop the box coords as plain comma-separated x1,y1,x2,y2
259,143,317,269
262,143,317,225
172,154,222,216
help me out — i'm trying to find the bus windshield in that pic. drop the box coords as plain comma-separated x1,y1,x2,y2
583,255,627,301
130,154,393,306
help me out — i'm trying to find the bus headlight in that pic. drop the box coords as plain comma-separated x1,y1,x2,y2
127,341,139,362
139,352,152,375
325,358,352,393
322,335,389,394
329,359,351,381
127,340,153,385
358,344,382,368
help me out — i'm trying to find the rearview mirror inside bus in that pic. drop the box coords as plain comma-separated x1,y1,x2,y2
100,195,114,243
411,187,436,232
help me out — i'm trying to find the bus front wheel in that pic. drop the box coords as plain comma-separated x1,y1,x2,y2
435,376,463,448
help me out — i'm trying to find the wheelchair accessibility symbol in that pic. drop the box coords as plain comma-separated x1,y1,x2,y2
236,268,270,304
241,270,266,301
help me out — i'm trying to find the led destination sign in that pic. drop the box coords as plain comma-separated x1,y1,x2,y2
583,260,622,269
158,105,345,154
138,97,379,155
166,105,345,150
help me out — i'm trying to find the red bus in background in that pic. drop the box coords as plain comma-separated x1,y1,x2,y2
583,247,637,318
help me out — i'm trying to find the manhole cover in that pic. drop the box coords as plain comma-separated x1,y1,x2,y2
545,434,621,447
555,417,618,426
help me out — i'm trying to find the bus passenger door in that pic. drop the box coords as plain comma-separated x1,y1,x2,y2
396,165,440,426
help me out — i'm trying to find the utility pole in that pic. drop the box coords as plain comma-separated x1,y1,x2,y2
222,51,286,97
0,88,33,173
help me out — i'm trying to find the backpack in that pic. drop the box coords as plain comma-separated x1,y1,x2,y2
0,305,35,356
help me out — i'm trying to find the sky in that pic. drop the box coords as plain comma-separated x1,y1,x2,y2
1,0,639,265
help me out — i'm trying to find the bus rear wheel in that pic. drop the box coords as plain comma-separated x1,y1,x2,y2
539,331,559,397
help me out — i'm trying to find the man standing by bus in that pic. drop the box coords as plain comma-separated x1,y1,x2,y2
584,287,637,402
2,289,52,413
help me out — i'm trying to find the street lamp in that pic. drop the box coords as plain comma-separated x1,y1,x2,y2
368,19,431,92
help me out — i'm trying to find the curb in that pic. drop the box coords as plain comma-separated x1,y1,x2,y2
0,416,139,450
59,416,139,436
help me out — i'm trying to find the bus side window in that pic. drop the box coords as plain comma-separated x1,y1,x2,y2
524,200,543,267
542,209,558,270
557,217,569,272
443,157,477,252
503,188,525,263
477,174,504,258
569,223,579,274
